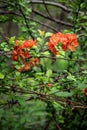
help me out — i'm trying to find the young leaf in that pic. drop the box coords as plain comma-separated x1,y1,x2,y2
46,69,52,78
9,36,15,44
0,73,5,79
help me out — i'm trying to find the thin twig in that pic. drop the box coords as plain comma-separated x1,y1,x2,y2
19,5,35,39
39,55,87,62
42,0,52,18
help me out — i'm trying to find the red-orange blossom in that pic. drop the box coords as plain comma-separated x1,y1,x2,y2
48,32,79,55
12,39,39,72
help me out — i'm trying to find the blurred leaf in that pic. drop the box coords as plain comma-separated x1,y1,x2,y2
67,73,76,81
9,36,15,44
4,48,10,52
53,58,68,71
45,32,53,37
55,91,73,97
46,69,52,78
78,83,87,89
0,73,5,79
40,58,52,70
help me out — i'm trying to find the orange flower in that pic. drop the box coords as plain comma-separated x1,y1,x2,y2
20,51,31,60
48,43,59,55
23,51,31,58
66,34,79,52
12,54,18,61
48,32,79,55
15,40,19,45
21,39,36,49
30,58,39,66
18,67,24,72
12,46,19,61
49,33,60,44
12,39,38,72
83,88,87,96
18,62,30,72
24,62,30,70
12,39,36,61
47,83,52,87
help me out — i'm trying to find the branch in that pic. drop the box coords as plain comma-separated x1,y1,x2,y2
30,17,58,32
42,0,53,18
32,9,73,27
39,55,87,63
13,89,87,109
30,0,70,13
73,0,83,32
30,0,84,15
19,7,35,39
0,51,11,57
0,11,57,32
1,9,73,29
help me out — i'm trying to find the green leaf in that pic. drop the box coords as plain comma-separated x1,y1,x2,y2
37,37,42,42
0,42,7,47
9,36,15,44
15,71,20,80
40,58,52,70
53,59,68,71
56,91,73,97
46,69,52,78
4,48,10,52
15,65,21,69
78,83,87,89
41,51,50,56
0,73,5,79
45,32,53,37
19,82,24,88
53,102,64,109
67,73,76,81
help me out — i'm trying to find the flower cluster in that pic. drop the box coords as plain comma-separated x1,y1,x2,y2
12,32,79,71
12,39,39,72
48,32,79,55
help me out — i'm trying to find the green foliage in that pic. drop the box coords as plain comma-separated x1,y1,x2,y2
0,0,87,130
